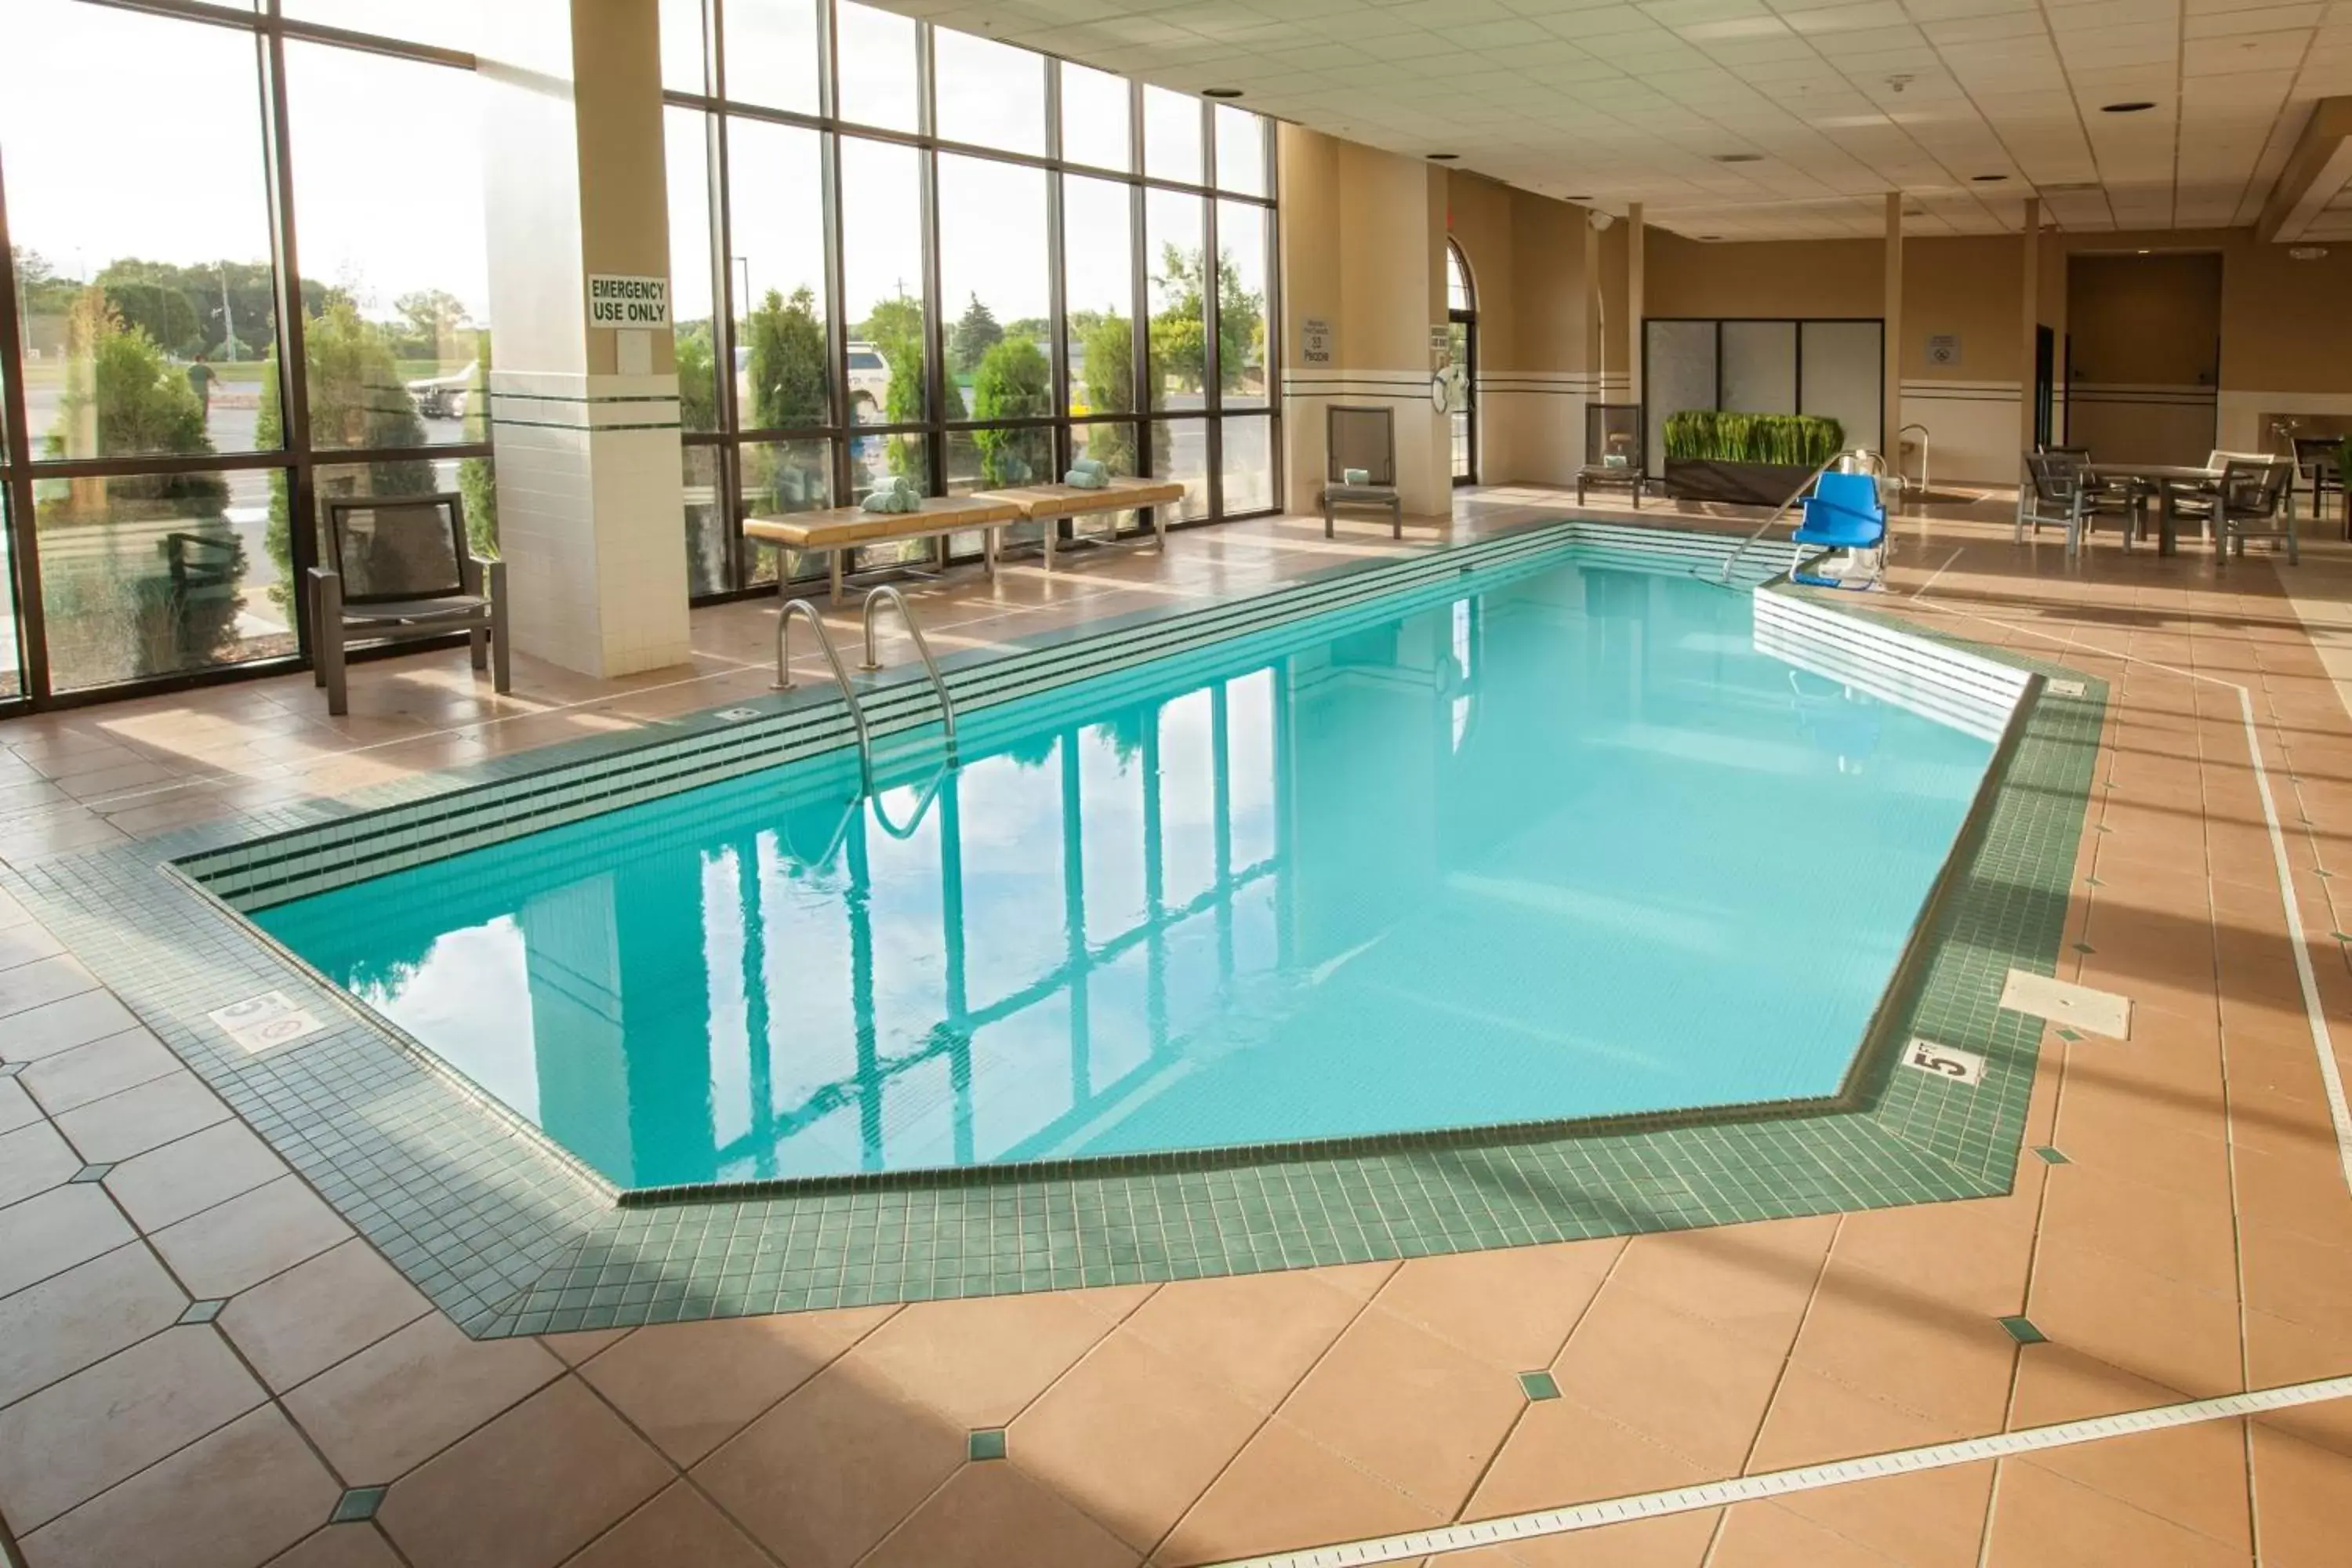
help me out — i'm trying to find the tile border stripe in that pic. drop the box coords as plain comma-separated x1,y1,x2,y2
1200,1376,2352,1567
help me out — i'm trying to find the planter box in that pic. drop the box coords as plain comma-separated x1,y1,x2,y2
1663,458,1817,508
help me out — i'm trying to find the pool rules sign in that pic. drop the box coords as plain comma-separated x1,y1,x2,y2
586,274,670,328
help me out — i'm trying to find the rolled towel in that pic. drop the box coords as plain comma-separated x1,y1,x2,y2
1063,467,1109,489
1342,466,1370,485
860,490,900,514
1072,456,1109,479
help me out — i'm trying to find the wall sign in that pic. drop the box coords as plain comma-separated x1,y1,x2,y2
588,274,671,327
1926,333,1960,367
1300,317,1332,365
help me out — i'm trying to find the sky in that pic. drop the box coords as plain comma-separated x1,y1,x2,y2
2,0,1262,338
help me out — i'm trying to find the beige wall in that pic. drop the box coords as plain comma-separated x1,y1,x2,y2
2066,252,2221,388
1443,173,1600,485
1645,232,1883,320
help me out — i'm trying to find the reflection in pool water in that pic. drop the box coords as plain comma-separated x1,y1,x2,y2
259,554,1996,1188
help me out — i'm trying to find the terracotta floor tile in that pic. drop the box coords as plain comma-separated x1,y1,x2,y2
692,1359,964,1568
864,1458,1139,1568
2246,1423,2352,1568
103,1119,289,1232
1154,1418,1442,1567
0,1078,35,1135
0,1242,185,1408
220,1240,434,1392
376,1378,671,1568
1472,1508,1722,1568
1770,1455,1994,1567
2021,1242,2245,1400
1980,1454,2246,1567
0,1120,81,1210
0,1184,138,1299
2018,1419,2252,1554
1465,1395,1712,1522
1784,1261,2019,1435
51,1072,231,1163
1708,1498,1912,1567
579,1303,895,1465
1118,1265,1375,1412
562,1482,770,1568
150,1176,353,1301
21,1404,338,1568
0,954,100,1018
260,1524,405,1568
1274,1304,1529,1514
1745,1363,1966,1474
2034,1160,2241,1298
1012,1323,1265,1552
1603,1216,1835,1348
284,1311,561,1483
1370,1241,1624,1373
0,921,64,970
539,1327,632,1367
1548,1287,1792,1475
0,989,140,1063
844,1288,1123,1429
0,1326,263,1529
16,1028,178,1115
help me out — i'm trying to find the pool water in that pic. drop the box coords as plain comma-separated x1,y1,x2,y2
258,548,2001,1189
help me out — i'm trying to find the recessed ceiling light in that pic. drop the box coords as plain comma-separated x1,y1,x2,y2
1567,194,1593,200
2101,100,2156,113
1700,234,1724,241
1972,173,2009,182
2136,248,2151,254
1203,88,1243,99
1428,152,1459,161
2289,245,2329,260
1712,152,1764,163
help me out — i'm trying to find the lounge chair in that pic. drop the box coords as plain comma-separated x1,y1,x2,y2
310,492,507,717
1321,405,1402,537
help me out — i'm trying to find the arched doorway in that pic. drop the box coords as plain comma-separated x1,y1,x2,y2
1446,241,1478,485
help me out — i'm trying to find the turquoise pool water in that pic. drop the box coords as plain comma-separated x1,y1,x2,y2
257,547,2001,1189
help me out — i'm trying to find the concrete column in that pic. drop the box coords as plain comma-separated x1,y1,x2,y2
2020,197,2040,453
478,0,691,680
1624,203,1644,410
1883,192,1903,467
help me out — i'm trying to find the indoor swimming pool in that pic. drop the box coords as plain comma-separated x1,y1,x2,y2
252,541,2010,1191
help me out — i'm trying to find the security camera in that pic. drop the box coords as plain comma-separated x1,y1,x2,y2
1588,210,1615,230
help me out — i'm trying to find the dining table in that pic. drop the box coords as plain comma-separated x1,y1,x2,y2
2085,462,2221,557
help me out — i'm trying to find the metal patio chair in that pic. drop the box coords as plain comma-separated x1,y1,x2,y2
2020,450,2132,555
1321,404,1403,538
2186,459,2298,564
310,491,509,716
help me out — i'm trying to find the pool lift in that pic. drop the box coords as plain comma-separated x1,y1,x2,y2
1720,448,1893,590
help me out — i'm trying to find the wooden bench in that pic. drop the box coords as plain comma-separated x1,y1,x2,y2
742,495,1024,603
971,478,1190,569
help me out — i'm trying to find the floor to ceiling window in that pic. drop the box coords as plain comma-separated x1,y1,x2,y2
1446,241,1477,486
0,0,1276,711
0,0,492,710
667,1,1280,594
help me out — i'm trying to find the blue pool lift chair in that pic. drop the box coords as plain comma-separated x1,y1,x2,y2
1789,470,1888,590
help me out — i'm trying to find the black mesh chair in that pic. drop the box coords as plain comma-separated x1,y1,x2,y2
1575,403,1646,507
1322,405,1402,538
2189,459,2297,564
2292,436,2340,524
311,492,508,716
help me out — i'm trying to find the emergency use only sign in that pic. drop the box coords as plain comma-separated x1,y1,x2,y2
587,274,670,327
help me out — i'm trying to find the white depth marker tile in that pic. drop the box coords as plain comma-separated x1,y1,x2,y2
1902,1037,1987,1086
1999,968,2131,1040
1202,1377,2352,1567
208,991,325,1055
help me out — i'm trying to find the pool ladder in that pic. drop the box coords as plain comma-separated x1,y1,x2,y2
774,587,958,795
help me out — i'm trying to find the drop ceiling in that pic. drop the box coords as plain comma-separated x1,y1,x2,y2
874,0,2352,239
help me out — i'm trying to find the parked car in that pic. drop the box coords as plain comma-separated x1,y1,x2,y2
845,340,890,417
407,362,476,421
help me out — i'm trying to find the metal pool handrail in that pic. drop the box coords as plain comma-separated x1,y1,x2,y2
774,598,874,787
858,585,959,768
1718,448,1889,583
1898,423,1931,496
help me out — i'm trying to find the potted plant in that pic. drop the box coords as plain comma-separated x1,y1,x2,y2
1661,412,1845,505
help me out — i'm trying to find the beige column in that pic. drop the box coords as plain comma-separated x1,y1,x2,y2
1883,192,1903,466
2020,197,2040,452
1625,202,1644,411
477,0,691,680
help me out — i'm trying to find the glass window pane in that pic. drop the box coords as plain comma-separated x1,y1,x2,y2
1152,419,1210,521
683,445,728,596
1214,105,1268,197
836,2,920,132
1064,176,1134,419
286,43,488,456
850,434,931,568
1061,64,1132,172
1143,87,1203,185
666,109,720,434
2,3,280,460
722,0,819,115
938,156,1048,434
34,468,281,692
661,0,708,95
1145,191,1207,413
742,437,833,585
728,118,830,430
1072,421,1146,539
934,30,1044,154
947,426,1052,554
1221,414,1273,514
841,137,931,426
1218,201,1269,408
282,0,474,49
0,488,21,699
1446,243,1472,313
314,455,483,582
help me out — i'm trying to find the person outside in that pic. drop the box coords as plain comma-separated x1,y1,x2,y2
187,354,217,419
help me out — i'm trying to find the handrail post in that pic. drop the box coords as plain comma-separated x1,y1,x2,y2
859,586,959,765
775,597,876,792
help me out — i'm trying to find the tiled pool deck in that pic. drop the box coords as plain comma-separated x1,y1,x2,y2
1,490,2349,1566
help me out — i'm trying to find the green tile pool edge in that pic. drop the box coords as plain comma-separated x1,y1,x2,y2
0,533,2104,1337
